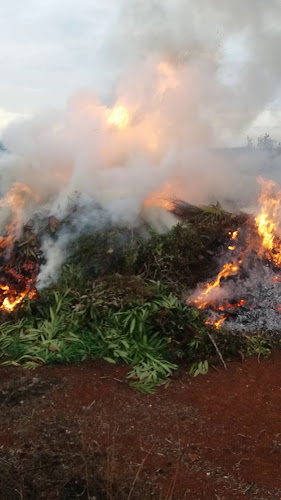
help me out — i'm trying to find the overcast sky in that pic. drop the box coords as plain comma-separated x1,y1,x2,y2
0,0,120,130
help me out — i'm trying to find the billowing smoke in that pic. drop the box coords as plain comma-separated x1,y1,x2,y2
0,0,281,286
102,0,281,134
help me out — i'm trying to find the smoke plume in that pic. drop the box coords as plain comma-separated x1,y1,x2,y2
0,0,281,286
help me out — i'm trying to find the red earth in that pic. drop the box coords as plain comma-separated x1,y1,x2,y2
0,353,281,499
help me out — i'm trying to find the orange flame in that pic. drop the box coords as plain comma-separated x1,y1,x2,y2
214,316,227,329
206,315,227,330
255,177,281,266
218,299,246,311
191,261,240,309
144,183,175,211
0,288,28,312
190,177,281,329
0,274,38,312
0,183,39,312
230,230,239,240
0,183,39,249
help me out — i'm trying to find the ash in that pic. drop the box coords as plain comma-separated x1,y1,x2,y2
222,261,281,334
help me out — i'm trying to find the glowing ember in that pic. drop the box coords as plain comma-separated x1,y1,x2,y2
106,104,130,130
218,299,246,311
230,230,239,240
228,245,236,251
0,260,39,312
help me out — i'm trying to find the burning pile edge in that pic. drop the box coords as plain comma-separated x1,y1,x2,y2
188,177,281,335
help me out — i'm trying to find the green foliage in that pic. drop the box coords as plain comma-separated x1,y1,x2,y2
68,229,134,280
189,360,209,377
135,224,208,291
122,241,138,273
0,284,181,391
63,221,225,295
245,334,271,358
59,263,85,290
1,269,268,390
0,221,275,392
4,271,246,390
62,218,242,298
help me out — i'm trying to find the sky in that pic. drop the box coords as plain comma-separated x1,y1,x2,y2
0,0,281,142
0,0,119,130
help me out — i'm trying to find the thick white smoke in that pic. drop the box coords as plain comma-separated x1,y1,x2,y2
101,0,281,132
0,0,281,286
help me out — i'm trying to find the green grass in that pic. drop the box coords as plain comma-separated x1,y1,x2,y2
0,283,180,393
0,270,219,392
0,222,274,392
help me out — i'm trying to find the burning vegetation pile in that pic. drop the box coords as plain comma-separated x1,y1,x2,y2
1,177,281,390
188,177,281,335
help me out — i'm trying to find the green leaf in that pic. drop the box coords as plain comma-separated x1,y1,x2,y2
130,317,136,333
103,357,117,364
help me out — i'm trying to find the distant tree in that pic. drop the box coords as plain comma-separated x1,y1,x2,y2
257,133,277,150
246,136,254,149
245,133,281,155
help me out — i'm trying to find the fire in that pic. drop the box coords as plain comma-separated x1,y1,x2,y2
144,184,175,211
1,289,28,312
230,230,238,240
255,177,281,266
227,232,238,251
191,261,240,310
0,183,39,249
106,104,130,130
206,315,227,330
218,299,246,311
0,183,39,312
188,178,281,331
0,264,38,313
213,316,227,330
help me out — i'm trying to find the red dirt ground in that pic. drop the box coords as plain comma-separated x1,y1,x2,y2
1,353,281,499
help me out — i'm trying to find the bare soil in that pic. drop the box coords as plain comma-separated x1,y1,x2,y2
1,354,281,499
